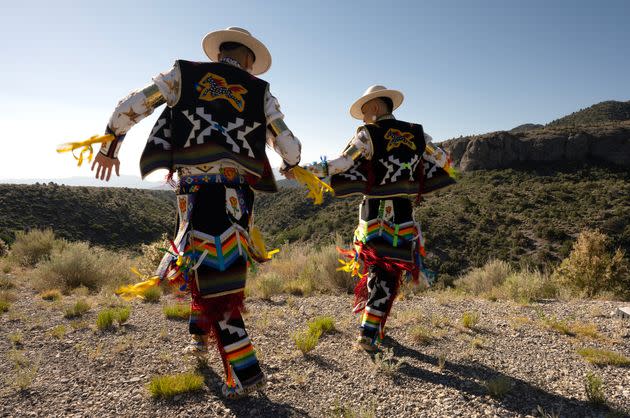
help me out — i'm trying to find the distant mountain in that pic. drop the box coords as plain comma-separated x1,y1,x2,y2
509,124,543,134
547,100,630,127
2,167,286,189
1,175,167,190
443,100,630,171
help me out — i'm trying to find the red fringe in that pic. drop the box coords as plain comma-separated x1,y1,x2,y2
189,278,245,335
344,244,418,315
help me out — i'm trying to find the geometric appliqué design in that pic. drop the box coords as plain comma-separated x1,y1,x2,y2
196,72,247,112
379,155,420,184
384,128,416,152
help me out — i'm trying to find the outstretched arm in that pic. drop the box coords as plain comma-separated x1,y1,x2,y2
264,88,302,176
92,64,181,181
305,127,373,177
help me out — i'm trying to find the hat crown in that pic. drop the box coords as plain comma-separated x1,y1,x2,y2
225,27,252,36
363,85,388,96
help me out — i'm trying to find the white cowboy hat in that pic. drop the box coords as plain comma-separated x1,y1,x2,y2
202,27,272,75
349,85,404,119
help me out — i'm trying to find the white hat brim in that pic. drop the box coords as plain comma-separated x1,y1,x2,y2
349,89,404,119
202,29,272,75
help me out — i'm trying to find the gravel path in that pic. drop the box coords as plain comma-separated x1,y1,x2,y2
1,278,629,417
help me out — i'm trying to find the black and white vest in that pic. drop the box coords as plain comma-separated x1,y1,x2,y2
140,60,276,192
331,118,426,198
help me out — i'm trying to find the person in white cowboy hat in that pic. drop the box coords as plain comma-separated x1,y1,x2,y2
91,27,302,398
305,85,456,352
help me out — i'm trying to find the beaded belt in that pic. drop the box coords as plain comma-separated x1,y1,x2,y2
178,174,247,194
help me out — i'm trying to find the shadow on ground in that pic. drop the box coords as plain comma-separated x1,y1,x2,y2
384,337,620,417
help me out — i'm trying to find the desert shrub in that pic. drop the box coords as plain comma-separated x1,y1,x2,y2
0,238,8,257
148,372,204,399
248,242,356,298
454,260,512,295
552,230,630,299
29,242,133,293
135,233,169,276
11,229,61,267
584,372,606,406
163,303,191,320
64,299,90,319
255,274,285,299
496,269,558,303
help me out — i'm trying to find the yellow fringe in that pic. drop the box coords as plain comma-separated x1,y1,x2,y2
290,166,334,205
250,226,279,261
115,273,161,301
56,134,115,167
336,258,365,278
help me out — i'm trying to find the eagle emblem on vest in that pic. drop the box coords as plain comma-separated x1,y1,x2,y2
195,73,248,112
384,128,416,151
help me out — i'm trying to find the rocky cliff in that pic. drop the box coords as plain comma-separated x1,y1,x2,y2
442,121,630,171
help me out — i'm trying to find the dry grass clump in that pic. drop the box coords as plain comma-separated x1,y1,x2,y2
484,376,513,399
410,325,433,345
29,241,133,293
292,329,320,354
163,303,191,320
0,238,8,258
63,299,91,319
141,286,162,303
40,289,62,301
148,372,204,399
552,230,630,300
373,347,404,375
5,349,39,391
0,274,14,290
96,306,131,331
454,260,511,295
577,347,630,366
49,325,67,339
0,300,10,314
10,229,60,267
584,372,606,406
293,315,337,354
460,311,480,329
0,290,15,314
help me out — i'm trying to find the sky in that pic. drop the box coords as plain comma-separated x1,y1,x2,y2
0,0,628,183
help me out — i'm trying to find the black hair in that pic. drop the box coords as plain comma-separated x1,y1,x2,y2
379,97,394,113
219,42,256,62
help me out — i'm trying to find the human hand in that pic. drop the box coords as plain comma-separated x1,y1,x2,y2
91,152,120,181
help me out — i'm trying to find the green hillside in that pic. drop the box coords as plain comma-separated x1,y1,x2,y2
548,100,630,127
1,163,628,283
257,164,629,283
0,184,174,249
